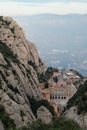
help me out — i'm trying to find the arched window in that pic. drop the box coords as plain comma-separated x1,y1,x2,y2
55,96,57,99
61,97,63,99
50,95,52,99
58,97,60,99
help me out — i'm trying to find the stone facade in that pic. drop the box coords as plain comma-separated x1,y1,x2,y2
41,72,77,112
50,83,77,109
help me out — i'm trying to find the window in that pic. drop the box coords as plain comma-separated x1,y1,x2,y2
55,96,57,99
50,95,52,99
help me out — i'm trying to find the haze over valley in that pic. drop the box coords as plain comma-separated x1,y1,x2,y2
14,14,87,76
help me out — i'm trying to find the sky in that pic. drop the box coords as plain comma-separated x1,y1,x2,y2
0,0,87,16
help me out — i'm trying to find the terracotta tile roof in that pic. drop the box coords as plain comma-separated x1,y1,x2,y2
41,89,50,94
66,78,72,83
53,83,66,89
53,72,62,77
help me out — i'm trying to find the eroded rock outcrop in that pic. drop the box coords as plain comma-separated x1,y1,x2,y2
0,121,4,130
64,106,87,130
37,106,52,124
63,79,87,130
0,16,46,128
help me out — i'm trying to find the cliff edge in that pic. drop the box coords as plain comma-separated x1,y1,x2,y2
0,16,46,129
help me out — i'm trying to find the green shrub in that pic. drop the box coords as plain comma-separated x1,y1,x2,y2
7,84,14,90
0,16,3,21
28,60,37,70
28,117,83,130
0,40,20,64
0,104,16,129
0,85,2,89
7,84,20,94
7,93,15,101
0,105,5,118
20,110,25,121
0,70,8,83
37,73,47,83
10,28,14,33
37,67,59,83
14,87,20,94
12,69,17,76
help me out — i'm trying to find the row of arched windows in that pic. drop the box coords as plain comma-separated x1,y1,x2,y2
50,95,66,100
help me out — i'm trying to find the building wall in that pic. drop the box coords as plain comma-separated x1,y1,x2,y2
49,83,77,111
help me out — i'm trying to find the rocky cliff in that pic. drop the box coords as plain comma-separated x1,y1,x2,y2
64,81,87,130
64,106,87,130
0,16,46,129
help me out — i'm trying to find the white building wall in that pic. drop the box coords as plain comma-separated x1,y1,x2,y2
50,84,77,112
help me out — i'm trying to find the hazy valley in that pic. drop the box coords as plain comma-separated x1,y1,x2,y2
13,14,87,76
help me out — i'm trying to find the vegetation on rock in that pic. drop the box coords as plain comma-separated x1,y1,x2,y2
38,67,58,83
0,104,16,130
5,117,83,130
0,40,20,65
67,80,87,114
28,117,83,130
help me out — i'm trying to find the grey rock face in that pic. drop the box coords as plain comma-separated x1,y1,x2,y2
64,106,87,130
0,121,5,130
0,16,46,128
37,106,52,124
0,16,46,72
